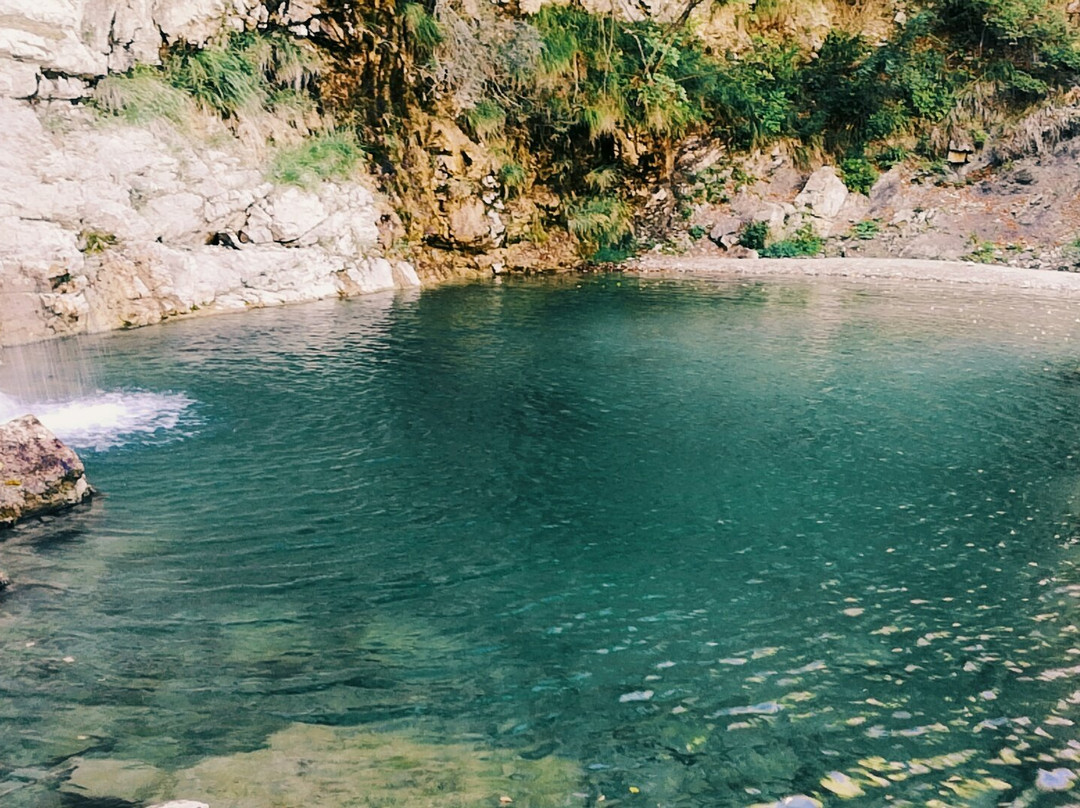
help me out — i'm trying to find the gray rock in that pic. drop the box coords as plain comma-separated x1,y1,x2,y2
0,415,92,529
147,802,210,808
708,216,742,245
794,166,850,219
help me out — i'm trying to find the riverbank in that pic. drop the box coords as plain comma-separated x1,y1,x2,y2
631,255,1080,294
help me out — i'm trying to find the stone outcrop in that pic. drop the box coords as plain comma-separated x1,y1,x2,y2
0,0,420,348
0,0,324,102
0,98,420,346
0,415,92,530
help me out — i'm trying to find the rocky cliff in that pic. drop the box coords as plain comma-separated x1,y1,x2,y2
0,0,419,347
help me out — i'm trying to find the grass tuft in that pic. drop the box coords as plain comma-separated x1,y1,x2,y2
269,131,366,187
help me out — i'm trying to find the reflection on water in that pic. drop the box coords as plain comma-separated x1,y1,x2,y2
1,277,1080,807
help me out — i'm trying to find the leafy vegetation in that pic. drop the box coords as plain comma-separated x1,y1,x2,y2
851,219,881,240
92,66,194,124
738,221,770,251
497,161,527,195
839,157,880,195
760,224,824,258
965,236,1001,263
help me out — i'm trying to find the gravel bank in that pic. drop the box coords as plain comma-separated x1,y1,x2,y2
631,256,1080,294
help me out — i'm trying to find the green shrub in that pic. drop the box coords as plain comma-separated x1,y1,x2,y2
403,2,443,52
269,131,365,187
871,145,909,169
738,221,770,251
839,157,880,195
566,196,633,257
688,224,706,240
760,224,823,258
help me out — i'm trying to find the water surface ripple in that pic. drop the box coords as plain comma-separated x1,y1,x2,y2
2,276,1080,806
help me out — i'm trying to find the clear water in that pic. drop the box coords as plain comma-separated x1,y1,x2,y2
3,275,1080,807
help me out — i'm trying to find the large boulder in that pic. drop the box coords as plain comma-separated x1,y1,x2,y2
794,166,850,220
0,414,92,529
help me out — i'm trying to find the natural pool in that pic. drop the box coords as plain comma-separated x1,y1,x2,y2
2,274,1080,808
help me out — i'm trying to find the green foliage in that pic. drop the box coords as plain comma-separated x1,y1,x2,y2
497,161,527,195
851,219,881,240
871,145,909,170
269,131,365,187
760,224,823,258
585,166,622,193
93,30,319,123
839,157,880,195
566,196,633,258
965,236,1000,263
526,6,715,175
738,221,770,251
465,100,506,141
168,31,319,118
1062,236,1080,267
933,0,1080,98
688,224,706,240
402,3,443,51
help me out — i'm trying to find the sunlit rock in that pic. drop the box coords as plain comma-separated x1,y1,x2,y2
0,415,92,529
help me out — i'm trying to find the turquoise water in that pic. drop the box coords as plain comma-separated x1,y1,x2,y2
3,275,1080,807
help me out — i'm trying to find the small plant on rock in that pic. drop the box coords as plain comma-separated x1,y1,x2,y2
497,162,527,196
78,229,119,253
965,236,999,263
851,219,881,240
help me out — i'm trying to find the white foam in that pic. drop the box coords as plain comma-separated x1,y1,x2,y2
0,390,196,451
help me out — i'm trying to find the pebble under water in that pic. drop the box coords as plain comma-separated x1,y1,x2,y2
2,274,1080,807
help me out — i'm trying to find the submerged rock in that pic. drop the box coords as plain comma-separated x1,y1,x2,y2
64,723,580,808
0,415,92,529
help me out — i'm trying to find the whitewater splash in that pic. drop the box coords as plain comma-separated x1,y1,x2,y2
0,390,197,452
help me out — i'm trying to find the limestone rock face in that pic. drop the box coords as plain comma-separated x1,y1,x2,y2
0,415,92,529
0,97,419,346
0,0,318,100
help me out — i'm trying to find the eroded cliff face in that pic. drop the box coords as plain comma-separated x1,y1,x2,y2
0,0,419,347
